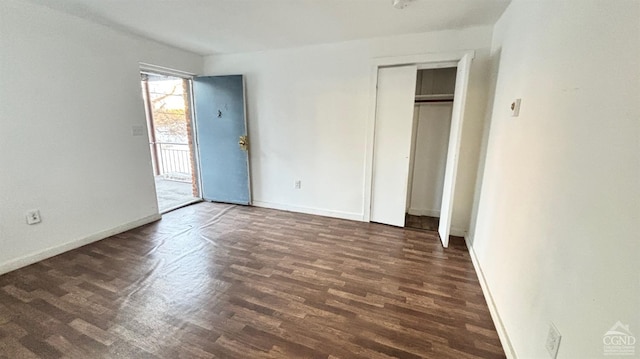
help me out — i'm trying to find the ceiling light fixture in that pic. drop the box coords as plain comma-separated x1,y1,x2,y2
392,0,410,9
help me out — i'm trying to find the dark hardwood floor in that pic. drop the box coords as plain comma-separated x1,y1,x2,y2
0,202,504,358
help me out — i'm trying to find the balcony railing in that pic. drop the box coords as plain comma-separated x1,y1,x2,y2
151,142,192,182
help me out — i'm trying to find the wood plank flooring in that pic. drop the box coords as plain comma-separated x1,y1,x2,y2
0,202,504,358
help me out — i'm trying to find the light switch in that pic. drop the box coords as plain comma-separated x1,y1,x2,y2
511,99,522,117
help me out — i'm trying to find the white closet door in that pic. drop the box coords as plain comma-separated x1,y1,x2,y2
370,65,418,227
438,54,473,247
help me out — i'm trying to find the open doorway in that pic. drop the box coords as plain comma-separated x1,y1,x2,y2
405,68,456,231
140,72,201,213
367,51,473,247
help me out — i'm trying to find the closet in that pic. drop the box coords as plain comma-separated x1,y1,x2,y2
369,52,472,247
405,68,457,231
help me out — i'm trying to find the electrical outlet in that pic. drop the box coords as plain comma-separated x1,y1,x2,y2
546,323,561,358
26,210,41,225
294,180,302,189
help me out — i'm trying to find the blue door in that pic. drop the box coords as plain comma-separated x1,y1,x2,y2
193,75,251,205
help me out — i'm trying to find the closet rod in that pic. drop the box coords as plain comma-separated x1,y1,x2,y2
415,99,454,103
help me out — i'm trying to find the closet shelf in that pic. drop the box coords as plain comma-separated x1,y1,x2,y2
415,94,454,102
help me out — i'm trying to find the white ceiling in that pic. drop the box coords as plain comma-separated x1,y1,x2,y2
29,0,510,55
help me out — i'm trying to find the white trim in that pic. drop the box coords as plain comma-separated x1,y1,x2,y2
139,62,196,78
407,208,440,217
417,61,458,70
464,236,518,359
363,50,475,223
0,214,161,276
186,78,204,201
241,75,253,205
370,51,474,68
252,201,362,222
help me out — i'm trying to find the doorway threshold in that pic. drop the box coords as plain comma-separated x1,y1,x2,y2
161,198,203,214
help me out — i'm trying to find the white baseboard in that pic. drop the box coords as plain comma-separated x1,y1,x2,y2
253,201,466,238
0,213,161,276
252,201,363,222
407,208,440,217
464,235,517,359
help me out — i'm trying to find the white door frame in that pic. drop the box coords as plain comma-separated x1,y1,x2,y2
138,64,205,209
362,50,475,226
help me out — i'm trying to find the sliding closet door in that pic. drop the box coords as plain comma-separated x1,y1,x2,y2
438,54,473,247
370,65,418,227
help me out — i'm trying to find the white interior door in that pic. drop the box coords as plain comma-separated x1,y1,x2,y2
438,54,473,247
370,65,418,226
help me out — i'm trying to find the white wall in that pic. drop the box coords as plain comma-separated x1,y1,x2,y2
469,0,640,358
204,27,493,230
0,0,203,274
408,104,453,217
